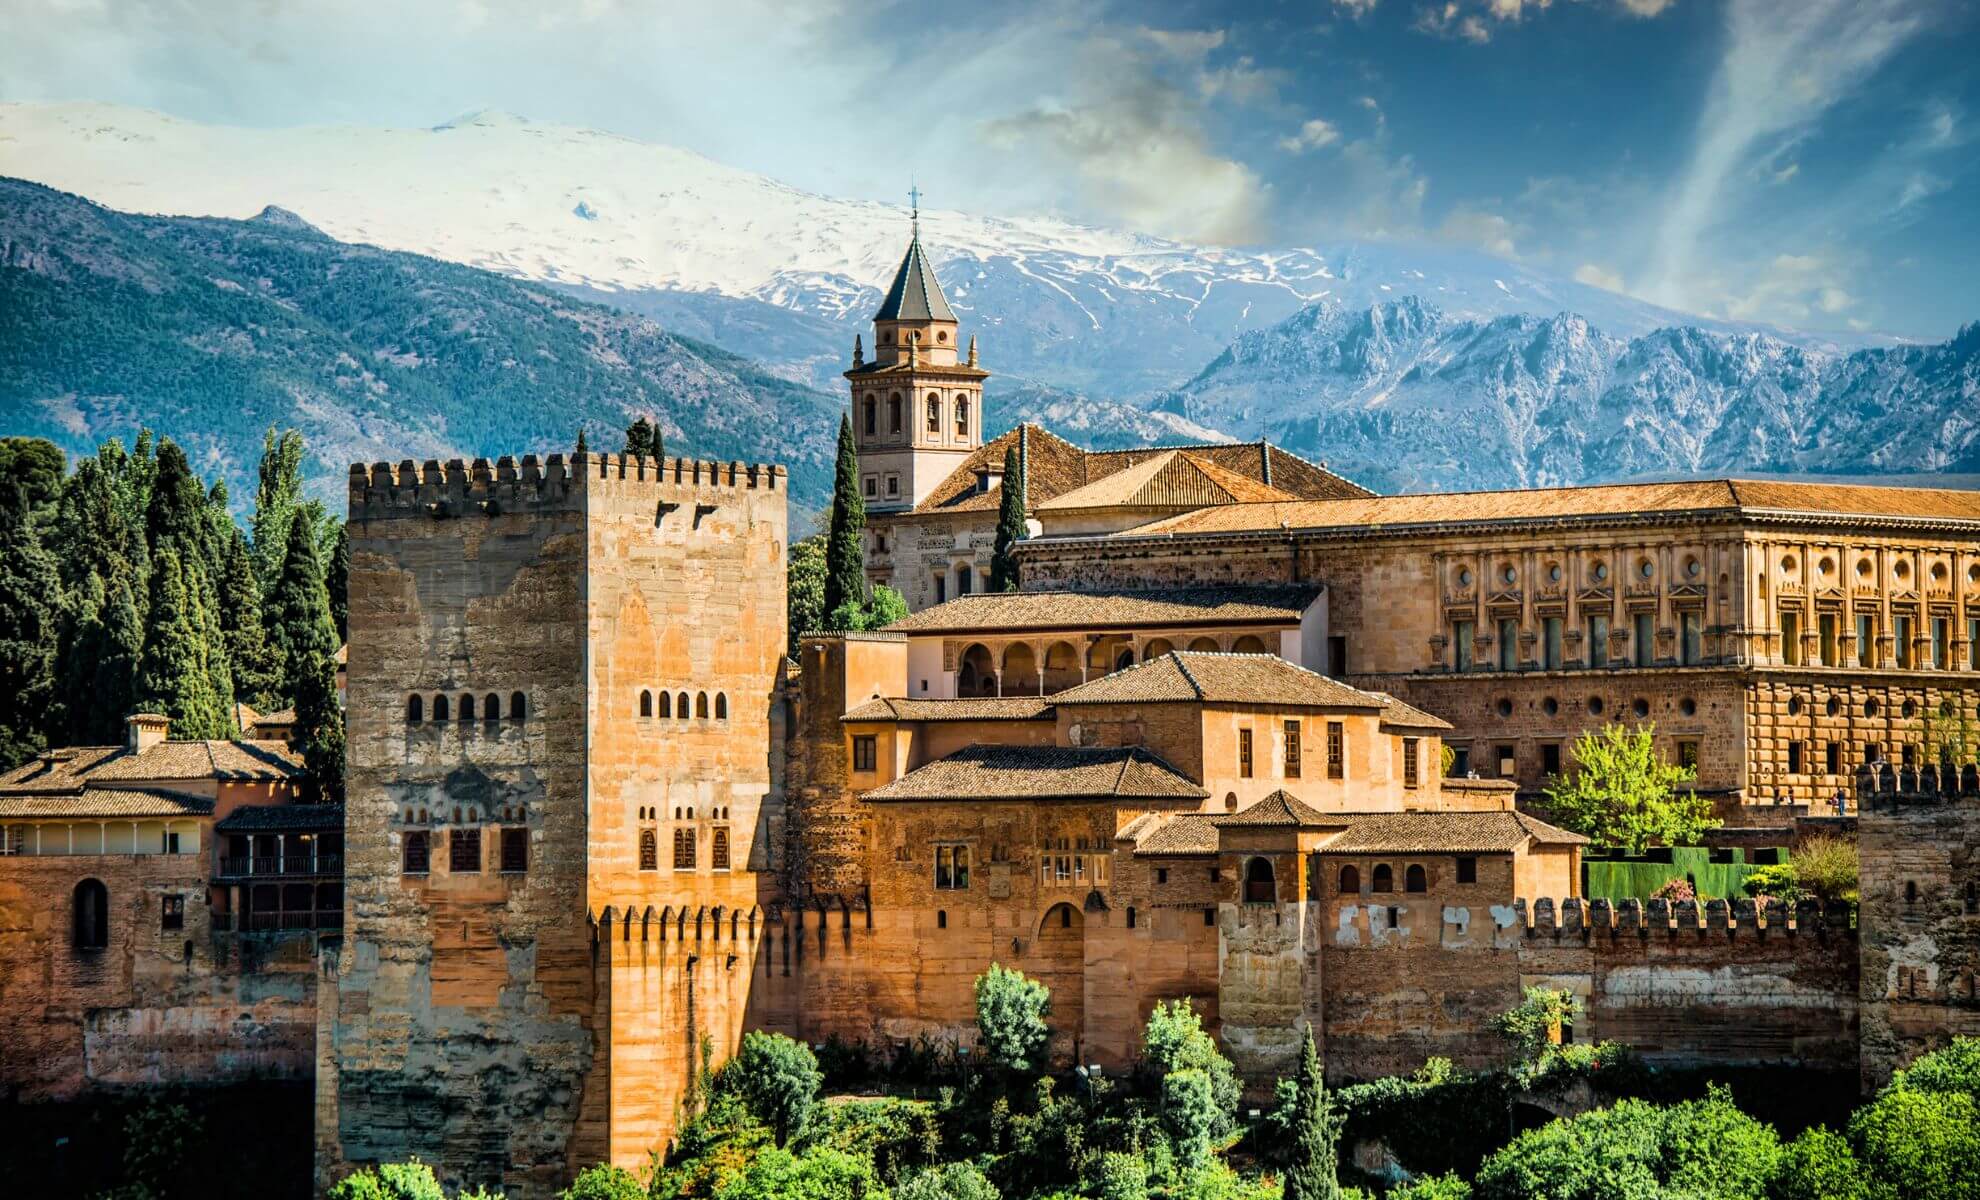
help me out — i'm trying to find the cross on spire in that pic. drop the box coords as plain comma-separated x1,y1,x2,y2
908,180,922,234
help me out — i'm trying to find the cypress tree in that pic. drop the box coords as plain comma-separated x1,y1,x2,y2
989,442,1027,593
1283,1025,1341,1200
821,413,866,623
145,440,211,565
0,485,62,767
219,528,281,710
54,573,107,745
133,549,228,739
325,523,349,644
251,427,306,591
293,641,345,803
91,575,144,742
268,513,338,705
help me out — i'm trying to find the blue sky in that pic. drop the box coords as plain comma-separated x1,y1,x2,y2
3,0,1975,339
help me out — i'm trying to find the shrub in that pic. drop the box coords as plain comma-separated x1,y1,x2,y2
1847,1088,1980,1200
710,1146,885,1200
797,1097,940,1183
1742,863,1801,903
1474,1092,1779,1200
1495,987,1585,1061
1541,721,1715,854
1143,998,1240,1135
1169,1161,1279,1200
1388,1175,1472,1200
1768,1127,1883,1200
719,1031,823,1147
327,1161,447,1200
1162,1068,1218,1169
650,1090,773,1198
560,1164,644,1200
1651,877,1695,903
1092,1151,1150,1200
1887,1036,1980,1100
975,963,1052,1073
894,1161,999,1200
1793,835,1858,903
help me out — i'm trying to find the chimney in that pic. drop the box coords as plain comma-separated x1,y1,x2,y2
126,713,171,755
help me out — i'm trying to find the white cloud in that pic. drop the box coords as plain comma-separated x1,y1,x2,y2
1279,118,1342,153
1615,0,1676,14
1438,206,1519,257
1333,0,1382,14
1772,162,1800,184
1894,171,1948,214
1410,0,1672,42
1574,262,1626,292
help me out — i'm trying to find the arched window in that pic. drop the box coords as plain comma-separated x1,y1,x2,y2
433,694,449,722
677,692,691,719
926,396,940,433
406,695,423,723
510,691,526,720
862,398,876,437
639,829,657,872
712,828,731,870
484,693,499,722
460,694,475,721
1372,864,1394,893
715,693,728,720
639,690,653,718
696,692,710,719
73,879,108,950
955,396,970,436
1338,865,1360,894
1405,864,1427,893
1244,857,1276,904
889,395,902,434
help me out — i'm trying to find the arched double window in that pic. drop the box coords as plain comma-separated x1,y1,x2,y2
1372,864,1394,893
1405,864,1427,893
73,879,108,950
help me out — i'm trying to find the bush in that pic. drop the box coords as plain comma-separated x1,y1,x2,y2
560,1164,644,1200
894,1161,999,1200
1887,1035,1980,1099
1473,1092,1779,1200
719,1032,823,1147
1847,1088,1980,1200
1335,1061,1510,1181
1769,1127,1884,1200
1742,863,1802,903
327,1161,447,1200
650,1090,773,1198
1169,1161,1280,1200
1092,1151,1150,1200
710,1146,885,1200
975,963,1052,1073
1161,1068,1218,1169
1143,998,1240,1135
1651,877,1695,903
1388,1175,1472,1200
1495,987,1584,1061
1792,835,1858,904
797,1097,940,1183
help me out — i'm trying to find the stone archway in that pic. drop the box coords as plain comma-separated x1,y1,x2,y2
1032,902,1086,1058
1003,643,1041,696
958,644,996,696
1042,641,1082,693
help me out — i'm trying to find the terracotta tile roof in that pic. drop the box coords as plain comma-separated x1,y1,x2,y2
1036,451,1299,512
842,697,1056,722
1317,810,1588,854
1109,478,1980,539
1367,693,1454,732
0,739,302,792
884,585,1321,635
1211,789,1334,828
0,787,215,820
902,424,1372,518
1131,812,1222,856
1052,651,1386,710
215,803,344,832
0,746,126,792
863,744,1208,803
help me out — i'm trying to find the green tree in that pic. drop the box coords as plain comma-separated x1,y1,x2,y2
821,414,866,623
268,513,338,703
1092,1152,1150,1200
720,1031,824,1148
1792,834,1860,905
1162,1067,1218,1170
863,584,908,630
252,427,307,591
1889,1035,1980,1099
1144,999,1240,1136
1542,722,1717,854
0,436,66,513
1387,1176,1471,1200
975,962,1052,1073
1474,1092,1778,1200
326,1159,447,1200
896,1161,1000,1200
1770,1127,1883,1200
623,415,664,460
711,1145,885,1200
559,1163,646,1200
1848,1088,1980,1200
133,549,229,739
325,522,350,643
787,533,828,657
1282,1025,1341,1200
218,527,281,710
1495,986,1585,1061
989,443,1026,593
0,485,63,765
146,440,215,567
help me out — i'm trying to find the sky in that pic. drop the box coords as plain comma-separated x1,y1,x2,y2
2,0,1976,340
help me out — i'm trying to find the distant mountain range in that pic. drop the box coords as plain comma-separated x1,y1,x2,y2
1152,297,1980,493
0,177,840,509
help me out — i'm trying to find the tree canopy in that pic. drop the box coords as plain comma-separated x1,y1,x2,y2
1542,722,1717,854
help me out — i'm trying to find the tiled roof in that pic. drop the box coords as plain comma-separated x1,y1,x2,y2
900,424,1371,517
0,787,215,820
215,803,344,832
863,744,1208,802
1211,789,1334,828
884,585,1321,635
1036,451,1298,512
0,739,302,792
1131,812,1222,856
1317,810,1588,854
1052,651,1386,710
1110,478,1980,539
873,233,956,322
0,746,126,791
1367,693,1454,732
842,697,1057,722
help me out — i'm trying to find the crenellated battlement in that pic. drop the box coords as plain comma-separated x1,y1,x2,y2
1507,894,1857,938
347,452,785,521
1854,761,1980,809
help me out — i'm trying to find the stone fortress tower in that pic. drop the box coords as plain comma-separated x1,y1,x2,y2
316,452,790,1197
845,197,990,513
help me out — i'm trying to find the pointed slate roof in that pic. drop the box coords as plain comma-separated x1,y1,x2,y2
874,234,956,323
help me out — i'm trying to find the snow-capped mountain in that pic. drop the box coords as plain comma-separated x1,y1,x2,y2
0,101,1830,402
1153,298,1980,493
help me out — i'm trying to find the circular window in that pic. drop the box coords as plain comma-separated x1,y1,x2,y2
1588,696,1605,716
1826,697,1840,717
1593,562,1609,582
1549,564,1563,583
1543,697,1560,716
1865,698,1881,718
1969,564,1980,584
1632,698,1650,718
1781,555,1796,573
938,330,949,343
1931,562,1947,582
1818,557,1834,578
1895,560,1911,579
1458,568,1473,587
1496,698,1514,718
1788,697,1803,716
1679,698,1697,717
910,331,921,344
1902,699,1917,719
1639,559,1655,579
1857,559,1873,579
1686,558,1702,578
1503,565,1518,585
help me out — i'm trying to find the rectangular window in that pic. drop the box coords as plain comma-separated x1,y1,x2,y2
673,828,696,870
852,734,877,772
1454,620,1475,671
886,475,899,497
1496,745,1516,778
1328,636,1348,677
1971,619,1980,671
1543,617,1563,670
450,828,481,874
1788,741,1805,774
1402,737,1420,788
161,894,185,931
1933,618,1949,669
957,569,972,596
1288,720,1306,779
501,827,528,873
1826,741,1842,775
935,843,970,890
1896,615,1914,669
1681,611,1702,666
163,830,182,855
1203,908,1216,927
1320,720,1339,780
1634,612,1655,667
934,575,946,604
1676,740,1699,769
1865,742,1881,766
1780,610,1801,665
1819,614,1838,666
639,828,658,871
1156,867,1168,885
1542,743,1561,776
1456,856,1477,884
712,828,731,871
1587,615,1609,668
1498,618,1518,671
1452,746,1470,776
863,475,877,498
1238,728,1253,778
402,830,430,875
1857,614,1876,666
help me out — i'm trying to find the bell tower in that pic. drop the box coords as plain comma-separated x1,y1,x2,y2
845,192,988,512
